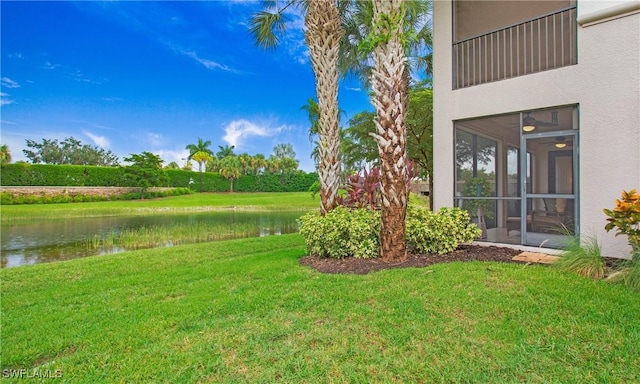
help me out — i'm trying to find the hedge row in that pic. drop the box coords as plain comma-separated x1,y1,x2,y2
0,164,318,193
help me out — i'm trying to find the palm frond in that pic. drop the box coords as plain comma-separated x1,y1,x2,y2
249,11,286,49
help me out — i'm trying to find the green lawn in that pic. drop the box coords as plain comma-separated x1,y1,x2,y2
1,192,319,222
2,234,639,383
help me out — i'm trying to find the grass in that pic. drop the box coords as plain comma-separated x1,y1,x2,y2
607,249,640,291
84,221,263,250
553,236,606,279
0,192,319,222
2,234,639,383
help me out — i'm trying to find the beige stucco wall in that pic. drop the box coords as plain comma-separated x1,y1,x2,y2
433,0,640,256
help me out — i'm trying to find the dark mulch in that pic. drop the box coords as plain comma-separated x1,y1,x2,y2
299,244,526,275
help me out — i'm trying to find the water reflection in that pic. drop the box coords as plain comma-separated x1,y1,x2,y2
1,211,302,268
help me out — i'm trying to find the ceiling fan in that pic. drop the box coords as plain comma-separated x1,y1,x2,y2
522,111,559,132
541,136,572,148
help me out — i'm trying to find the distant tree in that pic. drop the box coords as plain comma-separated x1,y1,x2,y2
340,111,379,172
0,144,11,165
302,98,346,168
249,153,267,175
407,85,434,207
237,153,252,175
205,157,219,173
218,156,242,192
22,137,119,166
340,85,433,182
265,157,282,174
216,145,236,159
123,152,168,199
182,160,194,171
300,98,320,164
272,143,296,161
192,151,213,191
191,151,213,173
281,157,300,174
164,161,180,170
269,144,299,173
186,138,213,163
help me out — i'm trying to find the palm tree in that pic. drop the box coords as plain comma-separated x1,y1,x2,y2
185,138,213,161
0,144,11,165
339,0,432,87
266,157,282,174
218,156,241,192
339,0,432,263
249,153,267,175
192,151,213,191
164,161,180,170
216,145,235,159
368,0,410,263
250,0,343,215
237,153,252,175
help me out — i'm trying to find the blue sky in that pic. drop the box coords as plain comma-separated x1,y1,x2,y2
1,1,371,172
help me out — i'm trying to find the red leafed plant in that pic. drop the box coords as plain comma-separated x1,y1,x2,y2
337,161,416,211
337,167,381,210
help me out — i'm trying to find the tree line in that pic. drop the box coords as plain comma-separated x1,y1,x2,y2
182,139,300,192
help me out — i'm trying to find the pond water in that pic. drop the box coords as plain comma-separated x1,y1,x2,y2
1,211,303,268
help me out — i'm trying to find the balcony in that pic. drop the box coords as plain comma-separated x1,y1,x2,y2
453,6,577,89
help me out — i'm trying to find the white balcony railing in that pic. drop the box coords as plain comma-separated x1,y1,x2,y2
453,6,577,89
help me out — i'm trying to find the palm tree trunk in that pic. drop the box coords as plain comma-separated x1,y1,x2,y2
305,0,343,215
370,0,409,262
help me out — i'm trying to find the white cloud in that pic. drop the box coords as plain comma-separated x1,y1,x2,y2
222,119,287,148
83,130,110,148
161,40,240,73
181,50,236,72
0,92,14,106
70,69,106,85
102,97,123,102
72,120,112,130
346,86,362,92
8,52,24,59
1,77,20,89
154,149,191,168
43,61,60,70
145,132,164,147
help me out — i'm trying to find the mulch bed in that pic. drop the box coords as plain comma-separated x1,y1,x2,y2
299,244,526,275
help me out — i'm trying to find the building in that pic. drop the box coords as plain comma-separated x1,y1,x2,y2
432,0,640,256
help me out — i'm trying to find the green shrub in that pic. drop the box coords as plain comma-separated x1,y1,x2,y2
308,181,320,199
299,205,482,259
298,206,380,259
406,206,482,255
1,192,14,205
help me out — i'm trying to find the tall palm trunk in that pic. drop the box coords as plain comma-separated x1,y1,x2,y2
370,0,409,262
305,0,343,215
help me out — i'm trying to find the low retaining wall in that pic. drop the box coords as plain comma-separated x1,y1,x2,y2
0,186,176,198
